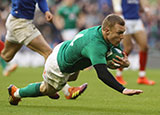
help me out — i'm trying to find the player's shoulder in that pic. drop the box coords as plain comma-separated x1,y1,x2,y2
57,4,66,11
81,26,101,35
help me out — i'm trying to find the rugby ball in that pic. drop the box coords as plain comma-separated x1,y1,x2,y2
106,47,124,69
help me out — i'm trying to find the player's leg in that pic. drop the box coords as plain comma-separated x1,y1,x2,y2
67,71,80,81
0,40,4,53
40,81,60,99
116,34,133,85
61,71,88,99
0,57,7,73
2,14,23,62
0,40,18,76
0,41,7,75
27,35,52,61
0,57,17,76
8,81,59,105
1,40,22,62
133,30,155,85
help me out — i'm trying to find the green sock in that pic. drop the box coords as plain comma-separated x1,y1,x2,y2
19,82,43,98
0,57,7,70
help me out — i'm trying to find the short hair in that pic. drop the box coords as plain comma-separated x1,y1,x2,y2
102,14,125,30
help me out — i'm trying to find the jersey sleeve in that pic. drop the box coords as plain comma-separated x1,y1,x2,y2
37,0,49,13
82,42,108,66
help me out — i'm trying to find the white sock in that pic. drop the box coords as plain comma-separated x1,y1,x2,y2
139,71,146,77
116,70,122,77
14,89,21,98
62,84,71,96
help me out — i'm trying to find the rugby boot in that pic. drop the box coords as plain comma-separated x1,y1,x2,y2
65,83,88,99
116,76,127,85
8,85,21,105
137,77,155,85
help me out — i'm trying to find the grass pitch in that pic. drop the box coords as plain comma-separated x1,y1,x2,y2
0,67,160,115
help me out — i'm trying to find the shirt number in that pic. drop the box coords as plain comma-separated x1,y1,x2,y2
70,34,84,46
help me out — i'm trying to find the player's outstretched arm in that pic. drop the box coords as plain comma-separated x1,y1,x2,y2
122,88,143,96
94,64,143,96
94,64,126,93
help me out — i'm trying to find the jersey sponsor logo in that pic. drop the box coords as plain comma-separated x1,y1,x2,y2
70,34,84,46
127,0,139,4
69,13,76,20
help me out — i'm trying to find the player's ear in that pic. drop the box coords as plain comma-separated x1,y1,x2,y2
105,27,110,35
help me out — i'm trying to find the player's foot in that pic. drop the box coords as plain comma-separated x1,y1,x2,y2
116,76,127,85
137,77,155,85
48,93,60,99
3,64,18,76
8,85,21,105
65,83,88,99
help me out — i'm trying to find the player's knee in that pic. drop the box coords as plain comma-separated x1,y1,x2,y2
0,52,12,62
144,46,149,52
42,50,52,60
40,83,48,94
40,82,56,95
140,45,149,52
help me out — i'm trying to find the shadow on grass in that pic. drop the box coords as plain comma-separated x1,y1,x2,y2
19,104,106,112
14,104,154,114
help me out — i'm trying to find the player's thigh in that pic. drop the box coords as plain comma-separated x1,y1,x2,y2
42,43,70,91
27,35,52,58
1,40,22,61
122,34,133,54
133,30,148,51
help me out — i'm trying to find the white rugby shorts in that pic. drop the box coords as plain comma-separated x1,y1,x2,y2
124,19,145,35
43,43,73,90
5,14,41,45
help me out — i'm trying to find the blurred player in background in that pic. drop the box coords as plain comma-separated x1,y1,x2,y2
8,14,143,106
1,0,53,61
1,0,86,100
55,0,80,41
112,0,155,85
0,40,17,76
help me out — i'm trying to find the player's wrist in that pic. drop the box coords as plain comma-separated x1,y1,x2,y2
122,88,128,94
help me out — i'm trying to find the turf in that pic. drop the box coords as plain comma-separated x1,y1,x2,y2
0,67,160,115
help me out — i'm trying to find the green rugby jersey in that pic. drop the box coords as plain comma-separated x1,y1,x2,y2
57,26,120,73
57,4,80,29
